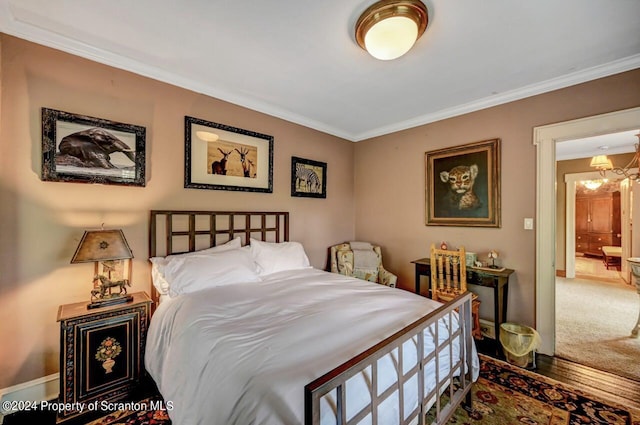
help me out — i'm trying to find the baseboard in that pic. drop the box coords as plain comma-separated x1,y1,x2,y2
479,319,496,340
556,269,566,277
0,373,59,420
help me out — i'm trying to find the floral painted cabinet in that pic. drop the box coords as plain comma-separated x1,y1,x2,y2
56,292,151,423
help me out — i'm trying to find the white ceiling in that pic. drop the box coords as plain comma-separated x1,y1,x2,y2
1,0,639,142
556,130,640,161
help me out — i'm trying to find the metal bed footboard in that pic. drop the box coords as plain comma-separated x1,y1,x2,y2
305,292,474,425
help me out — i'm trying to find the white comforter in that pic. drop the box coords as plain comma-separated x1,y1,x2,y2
145,268,479,425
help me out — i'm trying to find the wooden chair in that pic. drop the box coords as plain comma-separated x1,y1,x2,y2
430,244,482,339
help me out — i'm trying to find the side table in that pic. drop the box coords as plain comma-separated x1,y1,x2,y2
57,292,152,423
411,258,514,355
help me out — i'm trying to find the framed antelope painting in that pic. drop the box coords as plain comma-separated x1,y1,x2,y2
291,156,327,198
184,116,273,192
425,138,501,227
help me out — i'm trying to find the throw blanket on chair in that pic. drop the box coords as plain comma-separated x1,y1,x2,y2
349,241,379,270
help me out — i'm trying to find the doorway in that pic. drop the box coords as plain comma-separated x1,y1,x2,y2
564,171,632,281
555,165,639,378
534,106,640,355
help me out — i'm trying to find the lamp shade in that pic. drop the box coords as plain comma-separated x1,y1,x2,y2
589,155,613,170
71,229,133,263
355,0,428,60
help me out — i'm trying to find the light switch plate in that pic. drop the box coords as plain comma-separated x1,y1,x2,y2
524,218,534,230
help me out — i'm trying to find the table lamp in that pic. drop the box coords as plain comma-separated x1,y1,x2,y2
71,228,134,309
488,250,499,269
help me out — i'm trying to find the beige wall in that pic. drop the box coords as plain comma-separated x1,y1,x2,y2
1,31,640,390
0,35,355,389
353,69,640,326
555,153,635,271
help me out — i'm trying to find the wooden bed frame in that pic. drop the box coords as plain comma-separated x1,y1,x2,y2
148,210,474,425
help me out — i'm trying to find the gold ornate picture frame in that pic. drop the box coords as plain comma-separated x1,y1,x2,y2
426,138,501,227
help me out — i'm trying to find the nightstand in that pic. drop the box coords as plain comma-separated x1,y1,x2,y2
56,292,152,423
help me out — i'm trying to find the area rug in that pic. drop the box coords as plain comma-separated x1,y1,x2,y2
448,355,640,425
574,255,623,283
82,355,638,425
85,405,170,425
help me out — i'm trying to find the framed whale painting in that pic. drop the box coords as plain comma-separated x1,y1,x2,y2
425,138,501,227
41,108,146,186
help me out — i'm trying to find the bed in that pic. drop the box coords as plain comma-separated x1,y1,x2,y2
146,210,479,425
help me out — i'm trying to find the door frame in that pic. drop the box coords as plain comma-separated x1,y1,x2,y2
534,106,640,355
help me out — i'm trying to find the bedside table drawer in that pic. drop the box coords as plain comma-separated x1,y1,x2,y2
75,311,139,400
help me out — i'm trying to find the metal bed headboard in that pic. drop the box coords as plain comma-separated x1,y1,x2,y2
149,210,289,305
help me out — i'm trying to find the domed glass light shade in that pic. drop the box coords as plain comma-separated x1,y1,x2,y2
355,0,428,61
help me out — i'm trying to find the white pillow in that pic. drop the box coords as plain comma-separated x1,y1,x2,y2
249,238,311,276
150,237,242,295
164,248,261,297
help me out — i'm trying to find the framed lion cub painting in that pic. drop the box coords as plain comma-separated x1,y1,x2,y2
425,138,501,227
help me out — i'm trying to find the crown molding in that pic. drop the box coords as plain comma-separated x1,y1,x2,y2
353,54,640,141
2,4,639,143
0,8,353,141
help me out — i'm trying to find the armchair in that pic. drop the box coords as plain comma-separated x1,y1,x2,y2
329,242,397,287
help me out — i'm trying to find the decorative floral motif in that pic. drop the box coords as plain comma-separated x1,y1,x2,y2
476,390,498,404
95,337,122,361
447,355,639,425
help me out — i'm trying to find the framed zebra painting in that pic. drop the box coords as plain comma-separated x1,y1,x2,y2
291,156,326,198
184,116,273,192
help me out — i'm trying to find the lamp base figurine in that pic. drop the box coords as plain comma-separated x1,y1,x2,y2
88,274,133,309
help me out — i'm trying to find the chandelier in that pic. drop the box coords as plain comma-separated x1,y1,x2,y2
581,179,607,190
590,133,640,181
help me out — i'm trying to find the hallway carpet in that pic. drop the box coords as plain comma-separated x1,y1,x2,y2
556,276,640,381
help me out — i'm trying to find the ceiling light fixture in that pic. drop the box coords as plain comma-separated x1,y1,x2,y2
196,131,219,142
589,155,613,170
590,133,640,181
581,179,607,190
355,0,428,61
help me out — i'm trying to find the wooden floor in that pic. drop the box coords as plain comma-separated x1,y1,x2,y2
475,337,640,409
536,354,640,409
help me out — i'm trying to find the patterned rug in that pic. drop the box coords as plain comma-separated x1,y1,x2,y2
85,407,170,425
449,355,639,425
83,355,639,425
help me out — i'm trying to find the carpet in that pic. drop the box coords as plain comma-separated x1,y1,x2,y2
448,355,639,425
574,255,623,282
556,276,640,381
79,355,639,425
